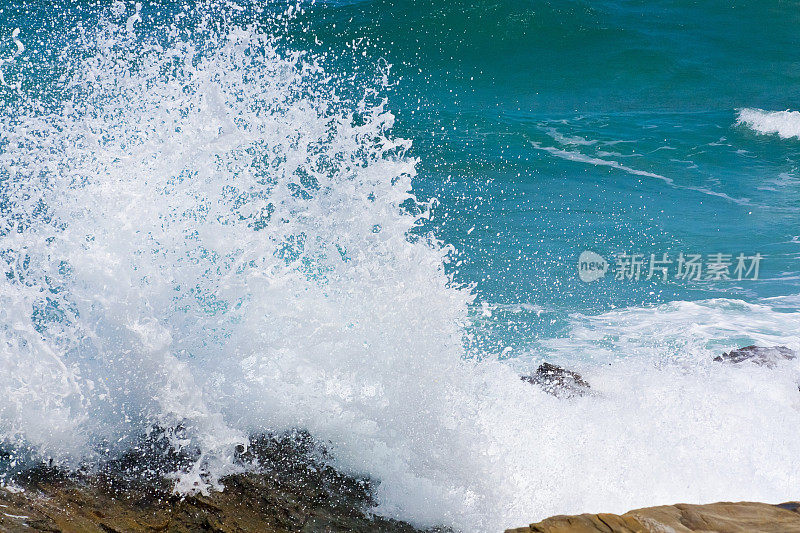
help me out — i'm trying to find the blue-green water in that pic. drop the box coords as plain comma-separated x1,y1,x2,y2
281,0,800,353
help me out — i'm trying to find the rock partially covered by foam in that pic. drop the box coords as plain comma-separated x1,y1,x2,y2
521,363,591,398
0,431,430,533
713,345,797,367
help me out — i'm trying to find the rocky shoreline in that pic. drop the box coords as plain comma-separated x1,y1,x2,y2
0,472,426,532
0,431,432,533
506,501,800,532
3,473,799,533
1,345,796,533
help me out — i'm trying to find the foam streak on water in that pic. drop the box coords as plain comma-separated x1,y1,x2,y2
0,5,799,533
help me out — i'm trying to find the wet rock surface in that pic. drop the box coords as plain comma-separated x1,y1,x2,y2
2,430,798,533
0,432,432,533
506,501,800,533
0,474,424,533
521,363,591,398
713,345,796,367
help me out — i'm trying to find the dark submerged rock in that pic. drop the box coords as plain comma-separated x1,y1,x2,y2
521,362,591,398
713,345,797,368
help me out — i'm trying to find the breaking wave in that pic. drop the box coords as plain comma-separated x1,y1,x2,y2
737,108,800,139
0,4,799,532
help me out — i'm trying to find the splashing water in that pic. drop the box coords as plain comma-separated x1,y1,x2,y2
0,0,469,491
1,4,800,532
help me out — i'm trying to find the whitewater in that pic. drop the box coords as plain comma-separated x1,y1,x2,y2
737,108,800,139
0,4,799,532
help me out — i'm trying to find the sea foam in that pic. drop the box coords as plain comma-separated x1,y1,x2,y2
737,108,800,139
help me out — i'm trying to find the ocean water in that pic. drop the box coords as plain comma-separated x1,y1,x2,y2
0,1,799,531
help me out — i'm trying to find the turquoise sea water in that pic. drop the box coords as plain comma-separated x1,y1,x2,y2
294,0,800,353
1,2,799,530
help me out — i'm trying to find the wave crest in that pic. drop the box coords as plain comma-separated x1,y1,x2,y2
0,2,469,498
736,108,800,139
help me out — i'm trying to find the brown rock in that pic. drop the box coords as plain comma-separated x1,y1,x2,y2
0,431,435,533
0,472,431,533
506,501,800,533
